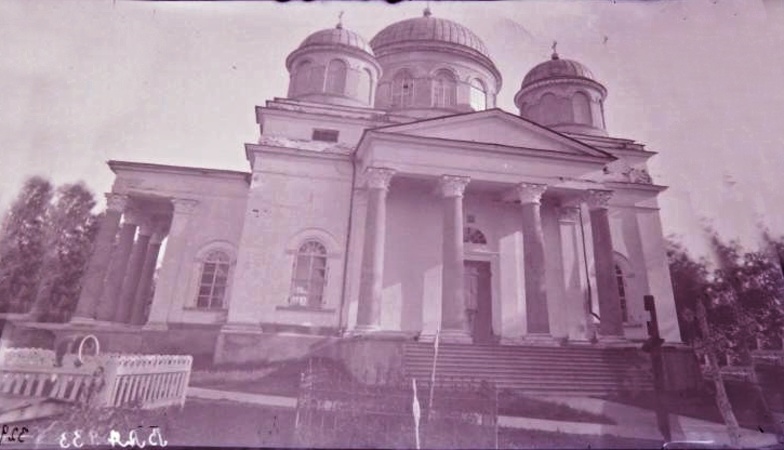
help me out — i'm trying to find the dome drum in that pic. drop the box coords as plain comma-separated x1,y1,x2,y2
286,26,382,108
515,54,609,137
373,53,496,116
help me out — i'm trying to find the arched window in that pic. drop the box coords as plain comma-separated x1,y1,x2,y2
432,69,457,108
573,92,592,125
290,240,328,308
391,70,414,108
615,263,629,322
358,68,373,104
469,78,487,111
293,60,312,95
197,250,231,309
326,59,347,95
464,227,488,245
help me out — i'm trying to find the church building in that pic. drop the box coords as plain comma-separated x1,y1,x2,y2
64,10,682,368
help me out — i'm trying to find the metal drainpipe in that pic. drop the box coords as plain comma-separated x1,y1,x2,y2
337,156,357,335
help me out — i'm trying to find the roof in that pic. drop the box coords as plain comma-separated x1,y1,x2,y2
298,26,374,56
522,53,596,88
370,11,491,60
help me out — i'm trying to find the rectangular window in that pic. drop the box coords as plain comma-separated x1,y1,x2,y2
312,129,339,143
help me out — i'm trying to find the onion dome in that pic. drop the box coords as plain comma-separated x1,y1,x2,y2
515,46,608,137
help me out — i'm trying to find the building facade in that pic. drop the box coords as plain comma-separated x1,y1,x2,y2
68,11,681,363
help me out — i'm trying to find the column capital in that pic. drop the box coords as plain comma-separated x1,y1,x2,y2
105,193,129,212
171,198,199,214
122,208,146,227
557,206,581,222
439,175,470,198
515,183,547,205
150,232,166,245
585,189,613,210
364,167,395,190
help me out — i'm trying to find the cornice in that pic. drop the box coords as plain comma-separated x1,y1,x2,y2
108,160,250,182
360,130,613,167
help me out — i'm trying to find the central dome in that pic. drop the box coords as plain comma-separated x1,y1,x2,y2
370,10,491,61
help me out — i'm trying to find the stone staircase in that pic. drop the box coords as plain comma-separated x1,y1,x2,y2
404,342,654,396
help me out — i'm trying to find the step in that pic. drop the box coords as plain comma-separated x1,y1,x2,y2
405,365,653,378
406,355,649,370
408,373,653,386
405,348,646,361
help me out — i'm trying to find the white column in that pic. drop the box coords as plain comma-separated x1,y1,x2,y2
354,167,395,333
145,199,198,330
72,193,127,323
585,189,624,339
517,182,551,338
557,205,592,340
438,175,472,343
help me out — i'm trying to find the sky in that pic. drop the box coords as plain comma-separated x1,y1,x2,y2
1,0,783,259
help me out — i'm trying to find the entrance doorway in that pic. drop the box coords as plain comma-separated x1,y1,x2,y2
464,260,493,344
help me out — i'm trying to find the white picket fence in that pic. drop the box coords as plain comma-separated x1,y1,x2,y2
0,346,192,410
100,354,192,409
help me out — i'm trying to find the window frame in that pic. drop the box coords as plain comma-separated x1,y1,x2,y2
195,250,232,310
312,128,340,143
469,78,487,111
614,263,629,323
288,240,329,309
432,69,457,108
391,70,414,108
325,59,348,95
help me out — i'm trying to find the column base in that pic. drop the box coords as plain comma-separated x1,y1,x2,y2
523,333,557,346
349,324,381,336
219,322,263,334
597,334,630,346
438,329,473,344
142,322,169,331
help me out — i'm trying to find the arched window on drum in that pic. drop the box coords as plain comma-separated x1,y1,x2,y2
391,70,414,108
196,251,231,309
573,91,592,125
293,60,313,95
432,69,457,108
469,78,487,111
289,240,328,308
325,59,348,95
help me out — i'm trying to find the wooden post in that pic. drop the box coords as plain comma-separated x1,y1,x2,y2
643,295,670,442
696,296,741,447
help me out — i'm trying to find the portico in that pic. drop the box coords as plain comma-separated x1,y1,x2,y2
71,194,177,328
349,112,627,343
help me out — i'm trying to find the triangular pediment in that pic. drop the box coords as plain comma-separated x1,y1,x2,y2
371,109,612,159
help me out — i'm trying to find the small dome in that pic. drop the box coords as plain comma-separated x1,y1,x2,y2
521,53,595,88
370,12,491,60
298,26,374,56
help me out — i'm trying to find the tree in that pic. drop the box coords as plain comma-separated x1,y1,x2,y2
667,232,784,446
0,176,53,313
28,183,99,322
